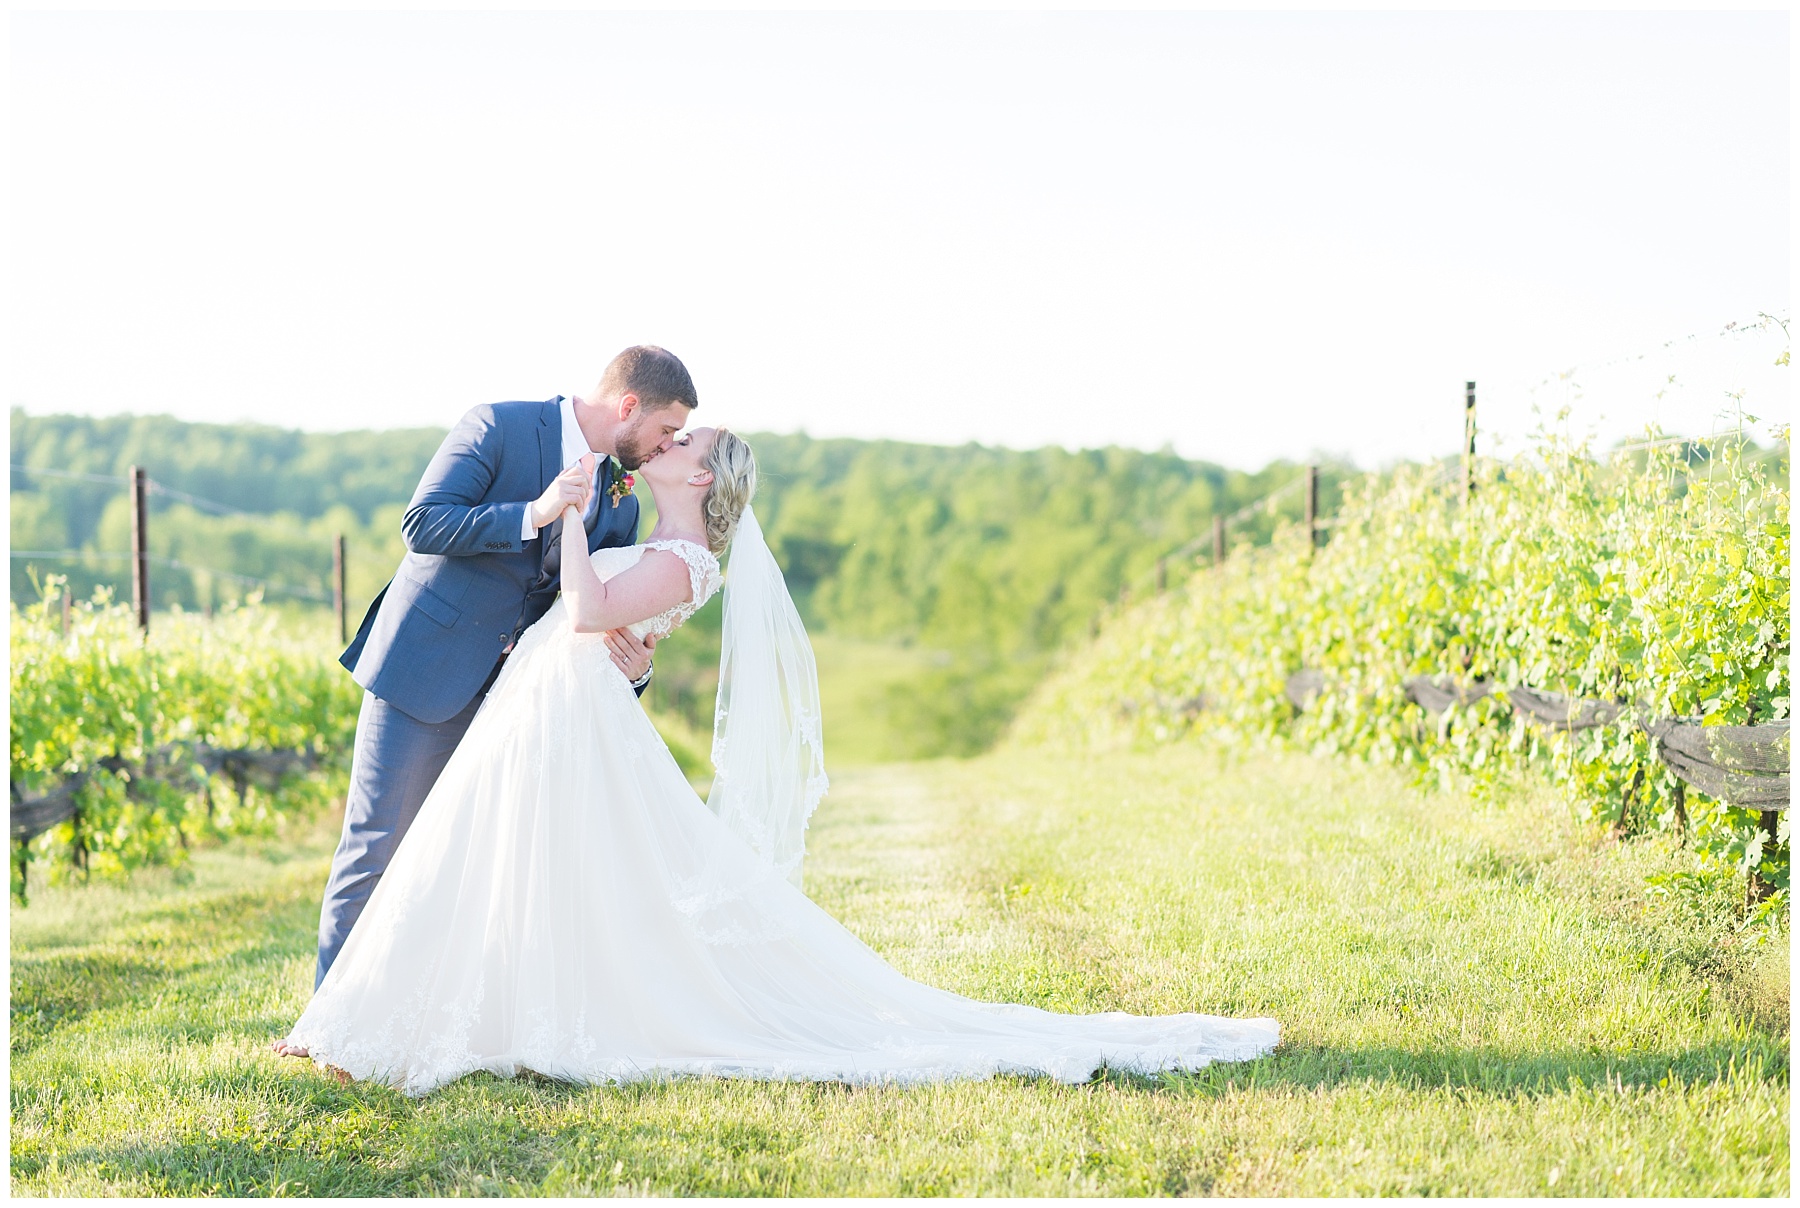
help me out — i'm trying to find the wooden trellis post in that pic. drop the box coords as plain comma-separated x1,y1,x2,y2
1463,381,1477,500
333,534,348,644
1212,515,1226,567
1305,464,1319,551
130,466,150,633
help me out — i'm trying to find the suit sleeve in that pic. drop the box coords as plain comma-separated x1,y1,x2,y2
401,405,536,556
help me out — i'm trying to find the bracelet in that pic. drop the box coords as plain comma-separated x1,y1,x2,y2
630,663,654,690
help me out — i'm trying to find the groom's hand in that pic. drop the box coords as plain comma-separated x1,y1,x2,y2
529,464,594,530
604,628,656,683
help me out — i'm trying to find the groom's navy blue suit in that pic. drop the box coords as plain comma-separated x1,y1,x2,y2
317,398,641,986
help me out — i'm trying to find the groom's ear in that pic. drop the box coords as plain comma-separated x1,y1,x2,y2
615,392,641,421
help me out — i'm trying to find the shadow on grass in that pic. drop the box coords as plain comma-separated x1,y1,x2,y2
9,949,170,1055
1117,1038,1788,1098
10,883,319,1057
155,1036,1799,1111
13,1037,1787,1199
10,1134,423,1198
9,1067,573,1198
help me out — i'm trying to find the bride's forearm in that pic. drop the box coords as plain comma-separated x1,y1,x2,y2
559,506,614,631
559,509,687,634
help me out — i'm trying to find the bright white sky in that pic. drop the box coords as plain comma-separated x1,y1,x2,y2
9,9,1791,468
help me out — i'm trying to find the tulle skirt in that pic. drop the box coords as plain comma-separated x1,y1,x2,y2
285,602,1280,1096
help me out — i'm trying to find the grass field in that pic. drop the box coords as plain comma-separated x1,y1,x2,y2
10,744,1789,1196
646,632,963,768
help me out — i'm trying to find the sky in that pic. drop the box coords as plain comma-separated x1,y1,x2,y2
8,9,1791,469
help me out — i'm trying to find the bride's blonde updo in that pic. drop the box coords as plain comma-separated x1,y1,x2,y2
701,428,757,555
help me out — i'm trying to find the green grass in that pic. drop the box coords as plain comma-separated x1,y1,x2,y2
11,746,1788,1196
646,633,939,789
646,633,947,769
803,632,951,765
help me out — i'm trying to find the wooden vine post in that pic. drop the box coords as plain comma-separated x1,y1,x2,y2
130,465,150,633
1212,515,1226,567
334,534,348,644
1304,464,1319,552
1462,381,1477,500
1750,810,1783,905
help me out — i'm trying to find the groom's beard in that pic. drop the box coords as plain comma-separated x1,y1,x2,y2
613,409,681,470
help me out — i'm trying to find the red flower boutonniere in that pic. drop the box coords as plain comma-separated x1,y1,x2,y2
609,467,636,508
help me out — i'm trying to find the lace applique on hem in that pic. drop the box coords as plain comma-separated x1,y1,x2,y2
288,1035,1281,1098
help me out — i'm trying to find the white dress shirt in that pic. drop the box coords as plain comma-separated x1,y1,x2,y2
522,395,603,540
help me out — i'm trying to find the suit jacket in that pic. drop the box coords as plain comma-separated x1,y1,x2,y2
340,398,640,723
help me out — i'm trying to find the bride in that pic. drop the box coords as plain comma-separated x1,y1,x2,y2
282,427,1279,1095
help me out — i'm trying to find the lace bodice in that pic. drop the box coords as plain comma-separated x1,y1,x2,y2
590,539,722,640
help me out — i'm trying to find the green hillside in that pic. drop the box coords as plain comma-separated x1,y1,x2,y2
10,408,1350,759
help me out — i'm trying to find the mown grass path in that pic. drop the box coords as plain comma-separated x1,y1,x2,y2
11,747,1788,1196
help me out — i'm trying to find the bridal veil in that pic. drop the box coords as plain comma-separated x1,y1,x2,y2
704,505,829,889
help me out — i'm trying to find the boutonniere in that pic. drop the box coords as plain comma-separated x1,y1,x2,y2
608,462,636,508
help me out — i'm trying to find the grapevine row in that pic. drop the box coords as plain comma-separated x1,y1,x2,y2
1020,429,1790,918
9,581,360,901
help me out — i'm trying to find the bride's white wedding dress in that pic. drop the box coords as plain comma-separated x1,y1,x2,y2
286,538,1279,1096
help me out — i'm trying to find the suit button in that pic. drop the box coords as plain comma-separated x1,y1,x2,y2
499,634,508,644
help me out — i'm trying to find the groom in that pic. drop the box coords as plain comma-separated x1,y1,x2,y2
298,346,698,1013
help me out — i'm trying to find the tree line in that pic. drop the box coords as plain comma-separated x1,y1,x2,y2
11,407,1352,756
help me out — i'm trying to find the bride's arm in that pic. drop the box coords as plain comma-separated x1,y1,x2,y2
558,506,691,634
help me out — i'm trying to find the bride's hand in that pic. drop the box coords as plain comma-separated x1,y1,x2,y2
530,464,593,529
604,628,656,682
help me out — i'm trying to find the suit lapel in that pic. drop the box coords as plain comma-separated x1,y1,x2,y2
538,399,563,548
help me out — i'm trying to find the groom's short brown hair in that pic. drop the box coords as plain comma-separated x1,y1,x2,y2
600,345,698,414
